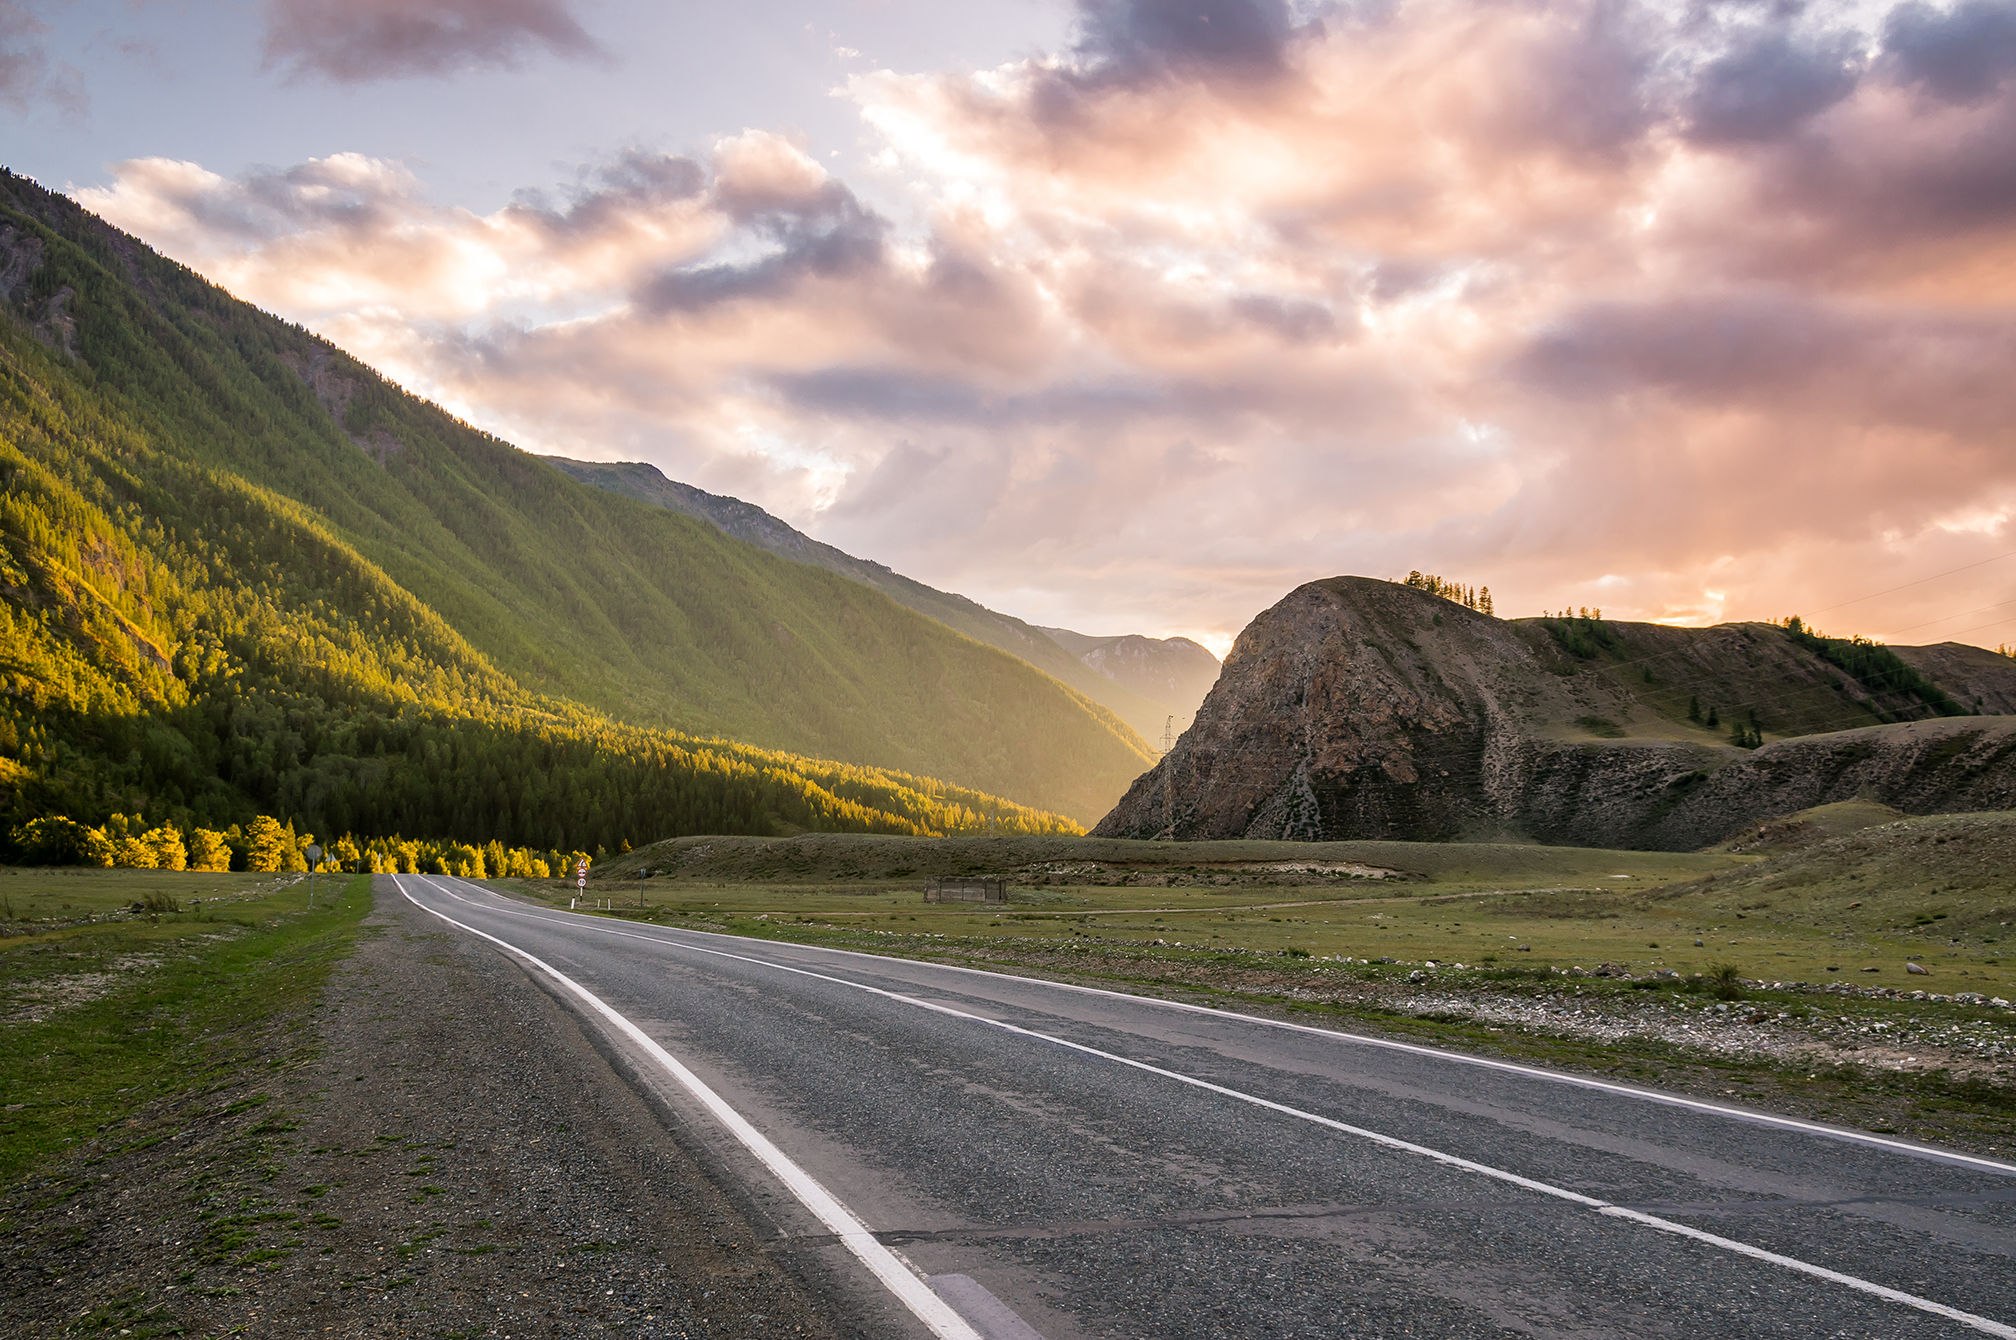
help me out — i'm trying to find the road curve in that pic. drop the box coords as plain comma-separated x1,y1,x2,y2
392,875,2016,1340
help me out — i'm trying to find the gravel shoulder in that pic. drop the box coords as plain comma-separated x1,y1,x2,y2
0,880,873,1338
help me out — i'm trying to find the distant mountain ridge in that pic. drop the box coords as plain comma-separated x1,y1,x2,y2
1096,576,2016,849
0,168,1150,843
1037,626,1221,742
544,457,1219,740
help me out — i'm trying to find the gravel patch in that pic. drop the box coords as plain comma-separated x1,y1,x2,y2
0,887,876,1338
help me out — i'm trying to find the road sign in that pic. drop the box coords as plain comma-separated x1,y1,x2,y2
305,843,322,866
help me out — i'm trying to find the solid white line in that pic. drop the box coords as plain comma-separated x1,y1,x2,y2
430,877,2016,1178
393,876,984,1340
410,876,2016,1338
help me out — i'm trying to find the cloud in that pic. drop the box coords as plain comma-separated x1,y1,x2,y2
71,0,2016,650
1684,25,1864,142
262,0,604,82
1075,0,1298,83
1883,0,2016,104
0,0,84,114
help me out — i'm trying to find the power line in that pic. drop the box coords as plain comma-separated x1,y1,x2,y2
1805,547,2016,617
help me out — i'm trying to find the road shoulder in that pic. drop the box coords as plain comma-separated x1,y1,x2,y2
0,878,867,1338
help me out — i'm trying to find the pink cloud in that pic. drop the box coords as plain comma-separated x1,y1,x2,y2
71,0,2016,653
262,0,604,83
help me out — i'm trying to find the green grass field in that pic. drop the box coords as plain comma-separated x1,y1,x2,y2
532,821,2015,994
0,867,370,1188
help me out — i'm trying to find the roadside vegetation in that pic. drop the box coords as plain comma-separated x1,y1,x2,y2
0,866,370,1188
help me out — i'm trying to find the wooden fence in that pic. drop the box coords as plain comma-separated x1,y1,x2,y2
923,878,1007,904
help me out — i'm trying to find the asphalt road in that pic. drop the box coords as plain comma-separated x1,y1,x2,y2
392,875,2016,1340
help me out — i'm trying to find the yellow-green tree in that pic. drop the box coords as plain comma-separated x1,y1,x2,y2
243,815,291,872
145,825,187,871
331,835,362,871
188,828,232,872
113,833,157,868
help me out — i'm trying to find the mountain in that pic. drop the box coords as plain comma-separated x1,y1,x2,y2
0,168,1154,844
544,457,1218,741
1037,627,1221,741
1094,576,2016,849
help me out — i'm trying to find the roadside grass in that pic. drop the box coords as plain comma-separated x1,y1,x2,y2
0,865,281,922
504,865,2012,997
592,831,1736,890
0,869,370,1190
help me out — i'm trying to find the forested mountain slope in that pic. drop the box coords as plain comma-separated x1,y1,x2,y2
1097,576,2016,848
545,456,1216,740
0,169,1149,843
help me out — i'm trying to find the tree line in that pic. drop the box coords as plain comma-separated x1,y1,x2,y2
10,811,596,879
1401,571,1495,615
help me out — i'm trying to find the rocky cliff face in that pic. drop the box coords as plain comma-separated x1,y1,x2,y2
1094,577,2016,849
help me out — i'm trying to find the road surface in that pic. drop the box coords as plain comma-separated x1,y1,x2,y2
392,874,2016,1339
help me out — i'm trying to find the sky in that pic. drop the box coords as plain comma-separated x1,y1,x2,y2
6,0,2016,657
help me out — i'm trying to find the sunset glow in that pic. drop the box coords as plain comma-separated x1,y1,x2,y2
16,0,2016,650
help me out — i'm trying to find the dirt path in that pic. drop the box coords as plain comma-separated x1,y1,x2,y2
0,885,872,1338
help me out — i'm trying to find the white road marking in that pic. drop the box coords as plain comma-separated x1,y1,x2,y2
393,877,986,1340
409,876,2016,1339
428,877,2016,1178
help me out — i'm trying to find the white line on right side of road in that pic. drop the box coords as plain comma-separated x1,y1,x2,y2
435,878,2016,1178
393,877,986,1340
414,879,2016,1339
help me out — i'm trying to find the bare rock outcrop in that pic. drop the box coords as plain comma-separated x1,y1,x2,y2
1095,577,2016,849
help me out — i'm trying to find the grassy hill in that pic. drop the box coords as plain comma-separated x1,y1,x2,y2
544,456,1209,741
0,168,1153,845
1656,808,2016,941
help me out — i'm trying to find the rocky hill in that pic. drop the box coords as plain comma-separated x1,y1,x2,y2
1094,576,2016,849
545,457,1217,740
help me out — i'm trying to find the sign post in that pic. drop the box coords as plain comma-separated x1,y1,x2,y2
574,858,587,909
305,843,323,909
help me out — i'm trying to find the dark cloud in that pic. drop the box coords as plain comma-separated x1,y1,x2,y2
0,0,83,114
1436,0,1668,164
0,1,45,110
636,183,887,314
1021,0,1305,132
770,366,1169,426
772,367,992,422
1749,87,2016,259
1229,293,1344,342
507,150,706,239
1512,294,2016,437
262,0,604,83
1882,0,2016,103
1076,0,1297,82
1684,27,1863,142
